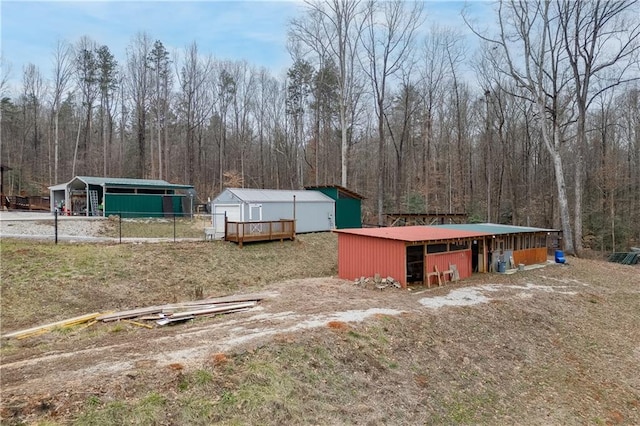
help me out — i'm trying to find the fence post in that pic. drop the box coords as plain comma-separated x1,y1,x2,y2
119,214,122,244
54,208,58,244
173,214,176,242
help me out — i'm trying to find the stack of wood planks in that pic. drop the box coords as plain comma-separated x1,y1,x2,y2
1,293,266,340
1,313,103,340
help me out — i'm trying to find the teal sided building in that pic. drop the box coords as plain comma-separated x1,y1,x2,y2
305,185,364,229
49,176,195,218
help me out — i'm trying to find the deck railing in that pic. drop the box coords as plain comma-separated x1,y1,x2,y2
4,195,50,211
224,219,295,247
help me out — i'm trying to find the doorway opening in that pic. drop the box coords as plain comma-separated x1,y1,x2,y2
406,245,424,284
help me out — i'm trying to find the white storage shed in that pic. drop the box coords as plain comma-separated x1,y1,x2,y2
211,188,336,235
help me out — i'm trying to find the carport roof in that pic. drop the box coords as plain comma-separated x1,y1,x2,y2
334,226,489,243
50,176,193,190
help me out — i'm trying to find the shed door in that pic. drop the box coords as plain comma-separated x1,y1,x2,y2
214,204,241,234
249,204,262,221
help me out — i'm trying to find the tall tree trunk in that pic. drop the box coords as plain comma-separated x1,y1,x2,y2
54,111,60,183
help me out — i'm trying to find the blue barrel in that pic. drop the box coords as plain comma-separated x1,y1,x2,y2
555,250,566,264
497,260,506,273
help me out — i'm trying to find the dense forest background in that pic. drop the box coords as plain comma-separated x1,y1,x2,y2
1,0,639,253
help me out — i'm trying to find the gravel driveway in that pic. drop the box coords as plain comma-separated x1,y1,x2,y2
0,211,107,239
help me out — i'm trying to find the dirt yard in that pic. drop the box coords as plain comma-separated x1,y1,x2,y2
1,226,639,425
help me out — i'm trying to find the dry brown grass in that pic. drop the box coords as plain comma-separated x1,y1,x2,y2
1,235,639,425
0,233,337,332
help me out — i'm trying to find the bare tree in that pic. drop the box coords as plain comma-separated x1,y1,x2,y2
465,0,577,254
126,33,152,178
22,63,45,181
50,40,74,184
148,40,171,180
228,61,256,188
176,42,213,186
286,58,314,187
361,0,423,225
291,0,365,187
558,0,640,255
385,66,421,211
419,27,454,213
73,36,98,176
0,57,12,99
96,45,118,177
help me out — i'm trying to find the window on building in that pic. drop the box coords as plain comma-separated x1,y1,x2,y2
449,242,469,251
426,243,448,253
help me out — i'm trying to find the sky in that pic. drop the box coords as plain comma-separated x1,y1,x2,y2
1,0,491,97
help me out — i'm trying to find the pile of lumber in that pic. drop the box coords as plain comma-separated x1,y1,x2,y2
1,313,103,340
2,293,266,340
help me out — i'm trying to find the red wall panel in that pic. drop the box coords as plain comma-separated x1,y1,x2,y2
338,234,407,285
425,250,472,286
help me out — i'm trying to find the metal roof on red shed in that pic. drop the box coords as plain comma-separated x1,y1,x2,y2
334,226,490,243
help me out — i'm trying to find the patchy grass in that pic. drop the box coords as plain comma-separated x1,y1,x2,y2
0,233,337,332
1,233,639,425
47,280,640,425
100,215,212,239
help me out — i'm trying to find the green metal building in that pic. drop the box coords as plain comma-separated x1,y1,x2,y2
49,176,195,218
305,185,364,229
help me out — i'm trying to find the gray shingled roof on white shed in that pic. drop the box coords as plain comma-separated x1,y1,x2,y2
226,188,334,203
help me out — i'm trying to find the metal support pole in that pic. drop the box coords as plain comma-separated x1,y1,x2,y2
119,214,122,244
173,214,176,242
54,208,58,244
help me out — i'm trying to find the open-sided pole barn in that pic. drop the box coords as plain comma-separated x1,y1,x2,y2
49,176,194,218
336,224,559,288
436,223,559,273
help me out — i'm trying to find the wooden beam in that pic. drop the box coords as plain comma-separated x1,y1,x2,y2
169,301,257,318
2,312,104,339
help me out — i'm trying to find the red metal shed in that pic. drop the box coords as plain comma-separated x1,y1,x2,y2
335,226,490,288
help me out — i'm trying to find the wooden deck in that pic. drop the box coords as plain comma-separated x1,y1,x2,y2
3,195,50,211
225,219,295,247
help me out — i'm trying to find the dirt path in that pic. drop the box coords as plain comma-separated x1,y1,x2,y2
1,272,586,404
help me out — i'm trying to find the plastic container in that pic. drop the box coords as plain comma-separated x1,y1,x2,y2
555,250,566,264
497,260,506,273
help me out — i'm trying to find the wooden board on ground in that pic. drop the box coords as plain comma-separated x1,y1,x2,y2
97,292,269,322
2,312,104,339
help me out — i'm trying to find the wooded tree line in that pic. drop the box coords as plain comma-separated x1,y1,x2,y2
1,0,639,253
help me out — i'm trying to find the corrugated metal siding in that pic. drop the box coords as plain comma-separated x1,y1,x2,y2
312,187,338,199
335,198,362,229
338,234,406,284
425,250,472,286
513,248,547,265
213,189,335,233
105,194,183,218
311,187,361,229
245,201,333,233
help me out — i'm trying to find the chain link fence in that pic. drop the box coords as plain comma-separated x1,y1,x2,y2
0,211,219,243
